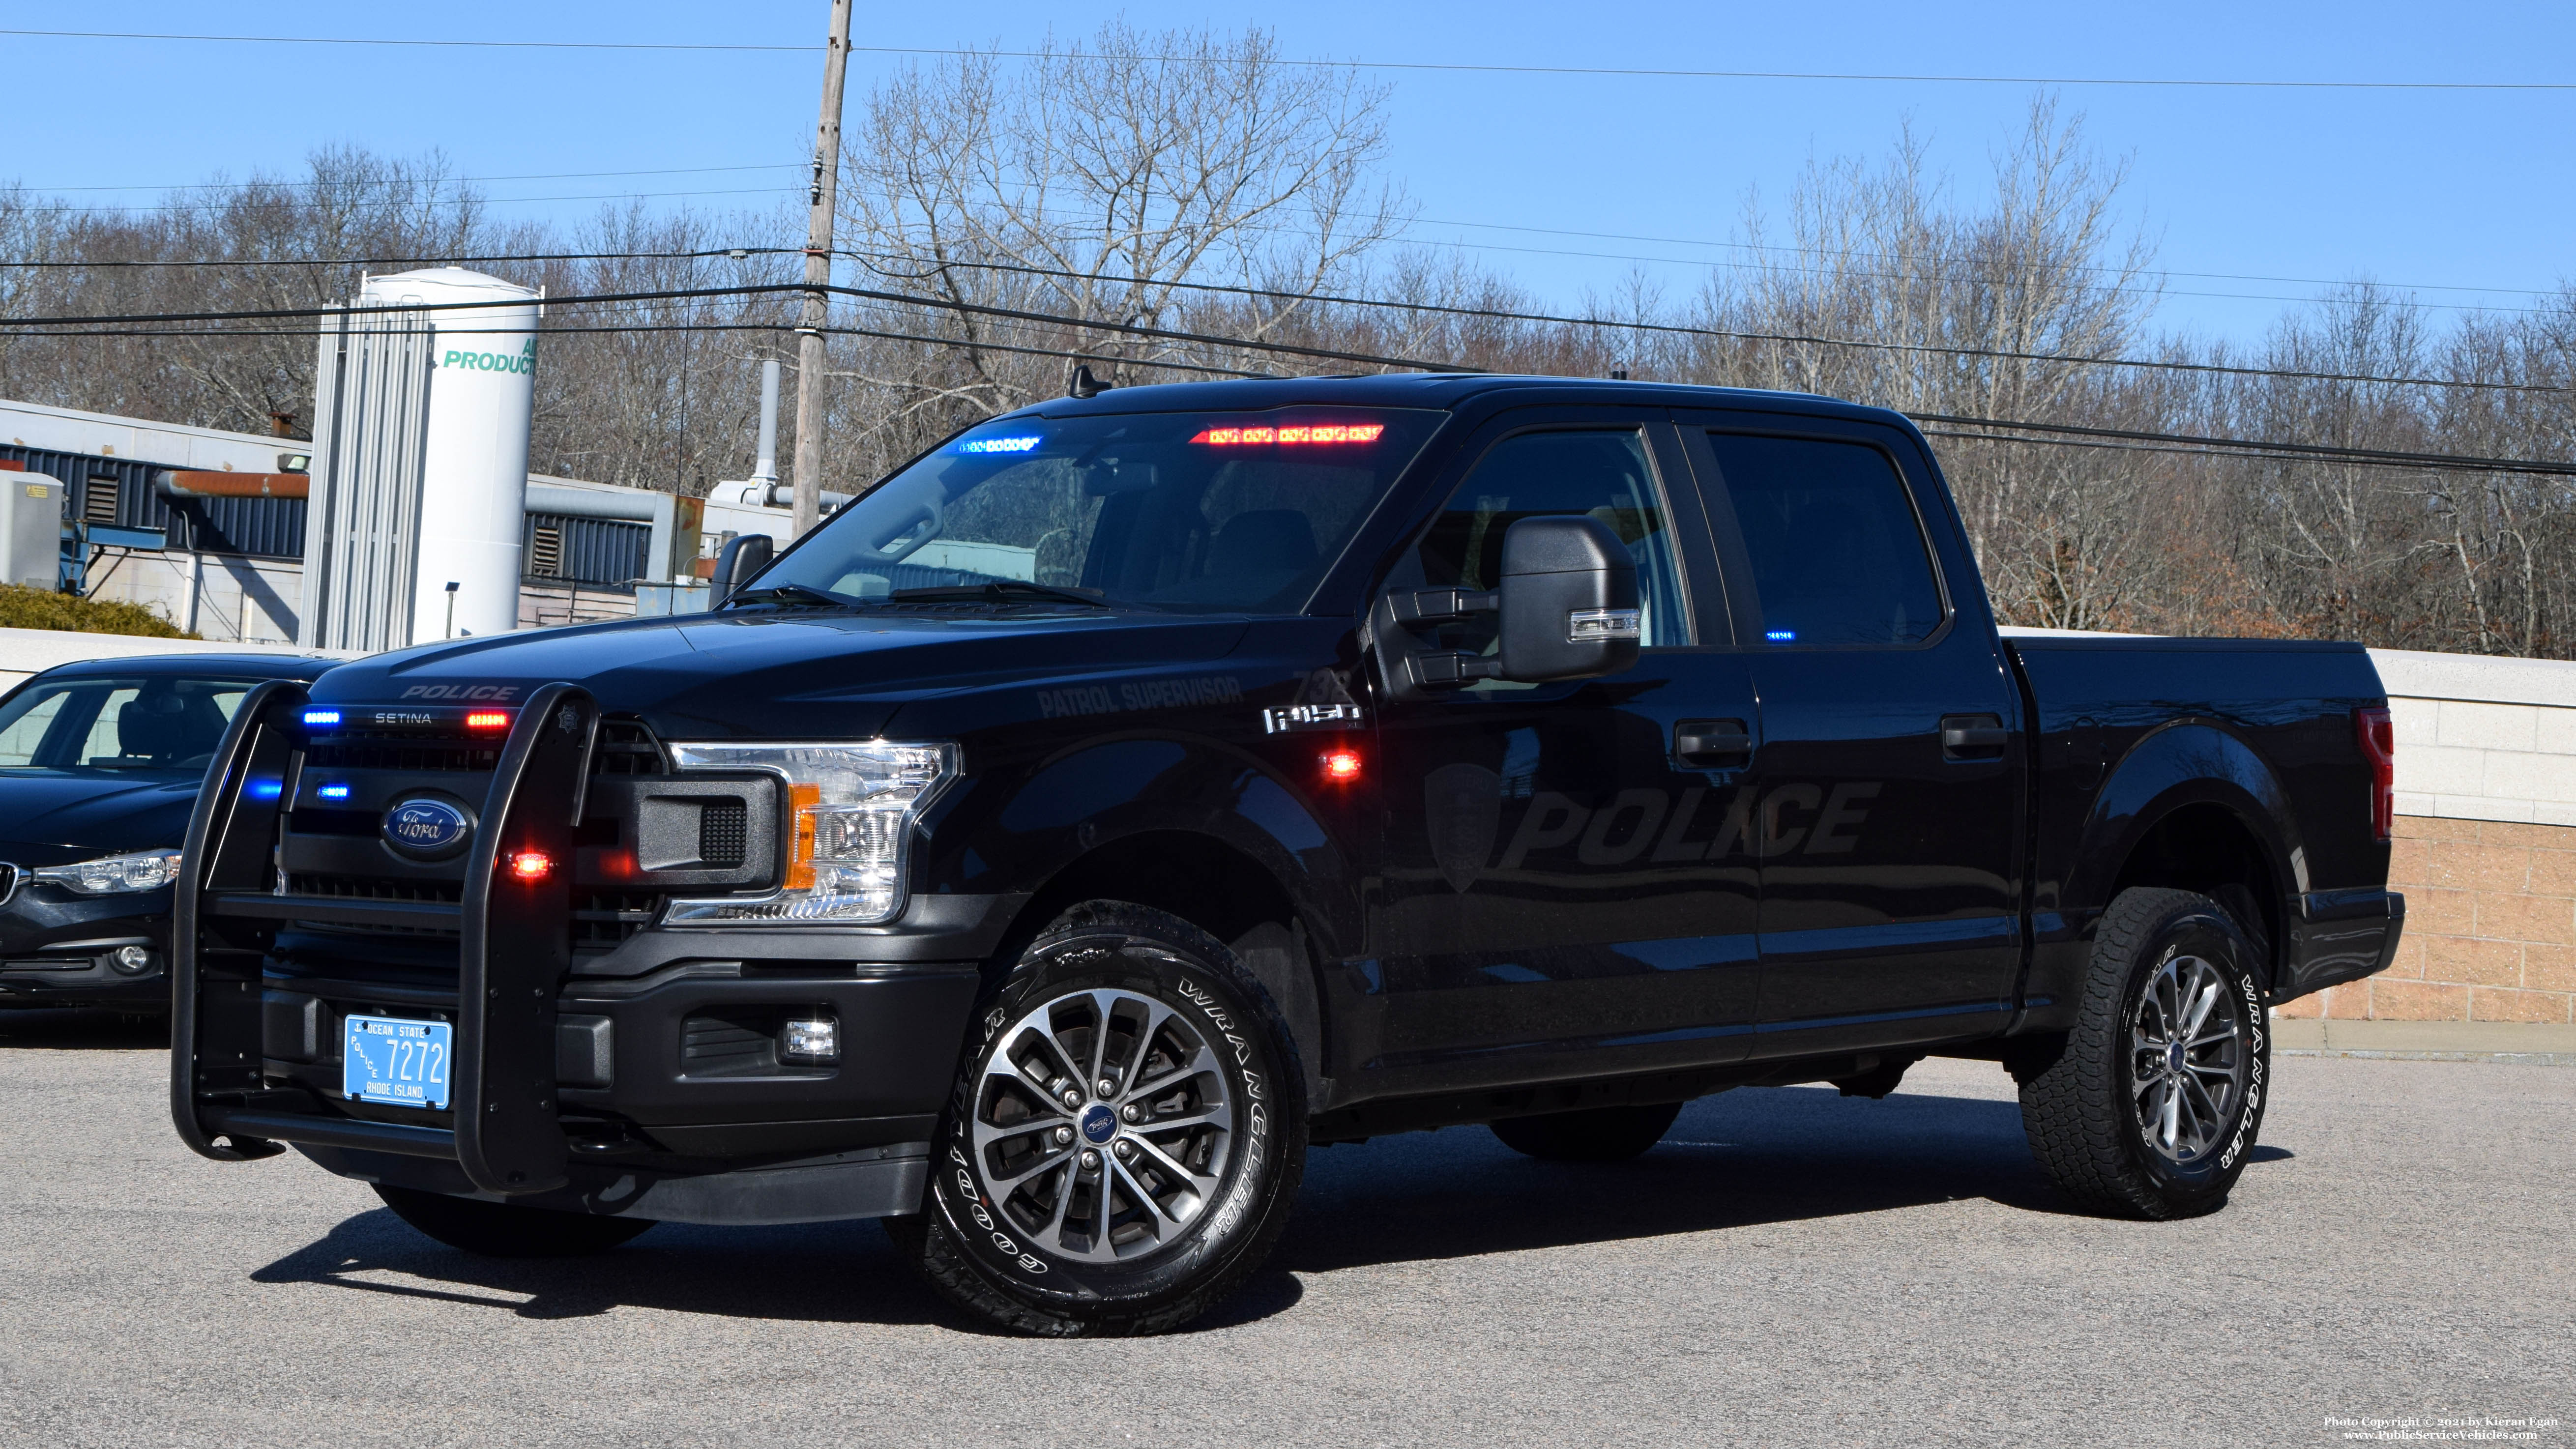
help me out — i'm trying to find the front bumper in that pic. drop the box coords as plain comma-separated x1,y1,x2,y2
0,890,169,1010
258,946,985,1162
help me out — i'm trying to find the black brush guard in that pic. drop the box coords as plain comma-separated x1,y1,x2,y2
172,679,600,1195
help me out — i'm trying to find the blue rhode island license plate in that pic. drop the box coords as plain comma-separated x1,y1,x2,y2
342,1014,452,1110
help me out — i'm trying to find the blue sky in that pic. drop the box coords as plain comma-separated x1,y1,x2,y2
3,1,2569,345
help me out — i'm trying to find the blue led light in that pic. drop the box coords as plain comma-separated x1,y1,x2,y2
302,708,342,726
1765,630,1797,642
248,780,284,801
956,435,1041,455
317,783,351,801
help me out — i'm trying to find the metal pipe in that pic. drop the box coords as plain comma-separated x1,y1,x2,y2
752,359,780,484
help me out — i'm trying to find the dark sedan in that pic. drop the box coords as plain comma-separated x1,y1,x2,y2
0,653,340,1011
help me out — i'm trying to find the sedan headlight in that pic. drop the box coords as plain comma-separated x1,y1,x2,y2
665,742,958,925
36,849,184,895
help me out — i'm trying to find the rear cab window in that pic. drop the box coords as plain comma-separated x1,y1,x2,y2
1692,430,1948,649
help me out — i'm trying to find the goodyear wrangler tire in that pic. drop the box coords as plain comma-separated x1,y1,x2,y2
2017,887,2270,1220
888,901,1307,1336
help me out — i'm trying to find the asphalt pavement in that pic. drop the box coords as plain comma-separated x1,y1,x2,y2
2,1008,2568,1448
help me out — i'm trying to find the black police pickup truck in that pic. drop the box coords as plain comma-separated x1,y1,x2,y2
171,374,2404,1335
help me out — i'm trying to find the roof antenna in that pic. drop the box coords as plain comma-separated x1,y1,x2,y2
1067,362,1110,400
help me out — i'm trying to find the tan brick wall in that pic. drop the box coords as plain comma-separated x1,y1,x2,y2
2277,814,2576,1024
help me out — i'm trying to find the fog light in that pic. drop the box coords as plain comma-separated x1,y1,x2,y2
109,945,155,976
781,1015,839,1064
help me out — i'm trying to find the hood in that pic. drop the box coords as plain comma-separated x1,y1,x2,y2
311,609,1253,739
0,771,201,863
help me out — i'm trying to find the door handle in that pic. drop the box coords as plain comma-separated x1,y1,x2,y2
1941,713,2009,760
1675,718,1753,766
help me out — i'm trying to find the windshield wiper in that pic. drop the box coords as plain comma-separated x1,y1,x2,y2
886,581,1112,609
725,583,853,609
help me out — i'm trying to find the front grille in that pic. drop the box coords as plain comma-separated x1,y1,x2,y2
594,720,665,776
307,734,502,773
284,874,464,937
287,874,464,904
281,716,674,960
573,891,665,956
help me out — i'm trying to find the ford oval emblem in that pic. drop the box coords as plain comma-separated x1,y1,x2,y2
382,797,473,859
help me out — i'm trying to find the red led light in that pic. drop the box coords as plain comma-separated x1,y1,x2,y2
1191,422,1384,446
508,850,554,882
1322,749,1363,783
465,709,511,731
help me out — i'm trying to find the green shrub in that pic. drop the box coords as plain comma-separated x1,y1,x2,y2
0,584,197,638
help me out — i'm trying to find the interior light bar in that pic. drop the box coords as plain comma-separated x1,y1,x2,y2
1190,423,1385,446
956,435,1042,455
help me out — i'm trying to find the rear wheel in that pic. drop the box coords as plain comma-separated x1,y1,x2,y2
1491,1101,1682,1162
373,1185,656,1257
2017,887,2270,1219
888,901,1307,1336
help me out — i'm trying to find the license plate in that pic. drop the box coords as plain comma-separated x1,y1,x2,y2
342,1014,452,1110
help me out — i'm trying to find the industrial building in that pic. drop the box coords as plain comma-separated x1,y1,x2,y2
0,395,770,642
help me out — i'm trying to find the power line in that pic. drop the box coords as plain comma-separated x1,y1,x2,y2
15,186,799,217
7,30,2569,91
2,250,2564,396
0,280,1473,372
839,251,2574,395
1916,414,2576,478
0,29,809,53
7,281,2571,478
9,175,2562,308
19,163,801,195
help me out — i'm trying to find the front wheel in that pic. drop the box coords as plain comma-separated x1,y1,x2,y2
888,901,1308,1336
2017,887,2270,1219
373,1185,656,1257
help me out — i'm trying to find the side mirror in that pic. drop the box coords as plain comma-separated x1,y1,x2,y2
1370,514,1640,697
711,533,775,605
1494,515,1640,682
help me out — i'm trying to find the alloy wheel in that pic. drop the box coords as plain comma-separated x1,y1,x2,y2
969,987,1239,1264
2129,953,2248,1164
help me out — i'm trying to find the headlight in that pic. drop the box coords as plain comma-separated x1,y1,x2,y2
664,742,958,925
35,849,184,895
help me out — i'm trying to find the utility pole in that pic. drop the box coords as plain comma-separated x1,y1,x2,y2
791,0,853,537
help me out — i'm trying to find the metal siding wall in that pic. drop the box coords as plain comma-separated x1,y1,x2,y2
300,306,435,649
0,443,303,560
524,512,647,590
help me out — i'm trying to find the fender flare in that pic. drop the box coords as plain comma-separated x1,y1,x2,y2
2064,718,2306,923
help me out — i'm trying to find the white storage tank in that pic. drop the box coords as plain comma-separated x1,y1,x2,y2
358,267,540,642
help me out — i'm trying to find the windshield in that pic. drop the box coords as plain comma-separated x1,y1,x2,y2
751,406,1445,613
0,676,257,774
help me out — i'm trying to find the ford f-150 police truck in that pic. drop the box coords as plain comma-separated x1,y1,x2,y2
170,373,2404,1336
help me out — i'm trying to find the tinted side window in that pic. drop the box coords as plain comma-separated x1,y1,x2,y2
1702,433,1943,647
1416,429,1690,649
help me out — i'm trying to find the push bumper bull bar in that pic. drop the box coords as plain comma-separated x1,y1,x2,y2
172,679,600,1195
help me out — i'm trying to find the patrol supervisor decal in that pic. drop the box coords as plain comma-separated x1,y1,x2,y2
1036,675,1243,720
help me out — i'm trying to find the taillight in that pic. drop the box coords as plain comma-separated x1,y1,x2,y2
2354,706,2395,842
